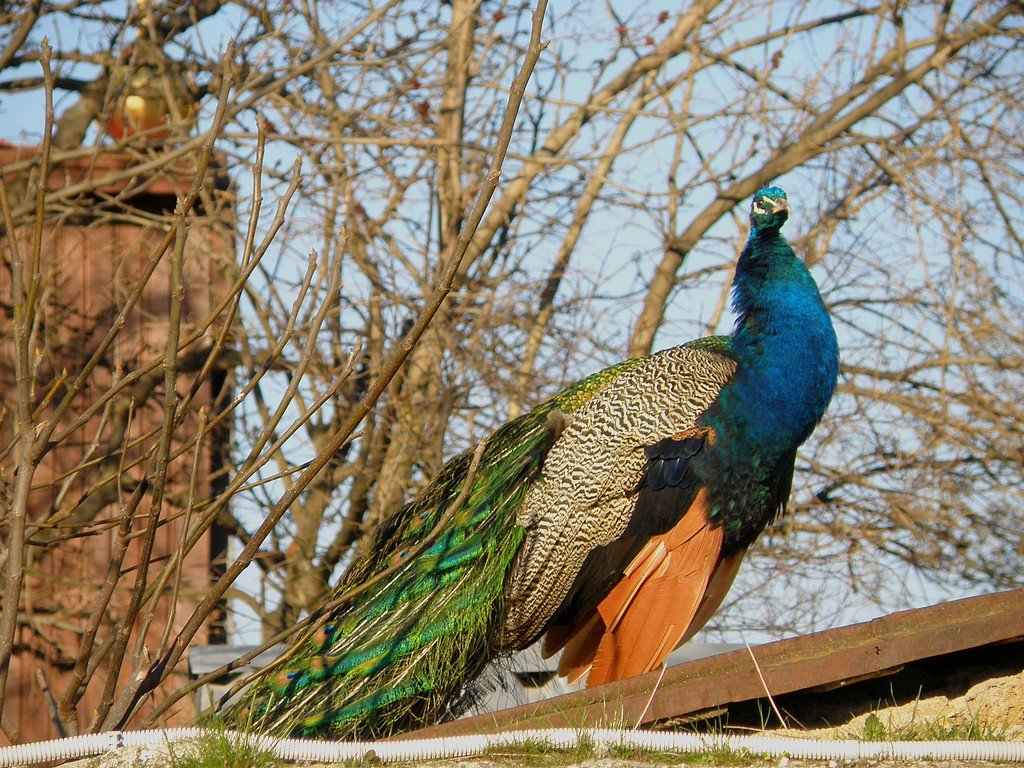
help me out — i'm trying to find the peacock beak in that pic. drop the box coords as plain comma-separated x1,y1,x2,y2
770,197,790,214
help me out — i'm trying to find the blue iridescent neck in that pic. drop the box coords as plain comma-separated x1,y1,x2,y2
716,225,839,455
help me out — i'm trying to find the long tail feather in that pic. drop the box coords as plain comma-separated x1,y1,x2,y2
226,422,546,737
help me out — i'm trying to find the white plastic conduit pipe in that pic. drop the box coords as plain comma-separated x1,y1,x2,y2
1,727,1023,766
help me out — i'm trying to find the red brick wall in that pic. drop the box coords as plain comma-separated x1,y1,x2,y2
0,146,233,743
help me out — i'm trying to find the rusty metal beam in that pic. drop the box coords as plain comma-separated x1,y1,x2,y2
407,587,1024,738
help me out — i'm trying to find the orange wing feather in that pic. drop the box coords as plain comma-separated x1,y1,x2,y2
551,611,603,685
678,545,747,648
550,489,740,687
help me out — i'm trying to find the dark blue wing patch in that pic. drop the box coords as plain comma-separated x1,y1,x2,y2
643,428,711,492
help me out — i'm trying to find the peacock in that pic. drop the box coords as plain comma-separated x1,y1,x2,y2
227,186,840,738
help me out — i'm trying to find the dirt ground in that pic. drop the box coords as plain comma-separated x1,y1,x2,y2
775,662,1024,741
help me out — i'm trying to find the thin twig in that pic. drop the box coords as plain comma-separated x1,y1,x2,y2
634,663,668,729
34,669,67,739
745,641,787,728
0,38,56,725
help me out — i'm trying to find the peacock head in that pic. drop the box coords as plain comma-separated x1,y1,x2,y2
750,186,790,233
